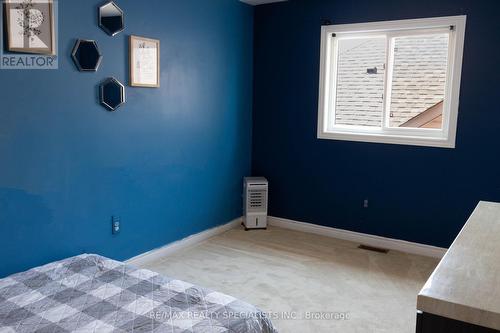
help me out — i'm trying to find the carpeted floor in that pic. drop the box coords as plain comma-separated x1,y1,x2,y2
139,226,439,333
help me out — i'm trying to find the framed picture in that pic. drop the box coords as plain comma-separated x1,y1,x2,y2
129,35,160,88
4,0,56,55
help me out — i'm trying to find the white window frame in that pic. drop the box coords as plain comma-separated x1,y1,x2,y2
317,16,466,148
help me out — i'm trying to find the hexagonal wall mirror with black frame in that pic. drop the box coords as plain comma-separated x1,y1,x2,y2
99,1,124,36
100,77,126,111
71,39,102,72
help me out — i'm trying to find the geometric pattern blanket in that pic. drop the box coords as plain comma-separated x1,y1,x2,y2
0,254,277,332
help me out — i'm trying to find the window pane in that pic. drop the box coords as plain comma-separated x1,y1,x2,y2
388,34,449,129
333,37,386,128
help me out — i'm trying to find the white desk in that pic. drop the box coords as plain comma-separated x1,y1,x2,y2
417,201,500,331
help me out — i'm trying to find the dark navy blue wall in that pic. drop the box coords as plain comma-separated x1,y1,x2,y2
0,0,253,278
252,0,500,248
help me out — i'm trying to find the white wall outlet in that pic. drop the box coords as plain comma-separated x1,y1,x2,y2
112,216,120,235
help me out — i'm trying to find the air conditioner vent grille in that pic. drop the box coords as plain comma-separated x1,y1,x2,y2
247,189,267,211
244,177,268,216
248,189,265,208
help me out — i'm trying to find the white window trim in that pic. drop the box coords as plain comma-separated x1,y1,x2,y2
317,16,467,148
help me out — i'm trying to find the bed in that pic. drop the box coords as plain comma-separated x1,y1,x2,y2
0,254,277,333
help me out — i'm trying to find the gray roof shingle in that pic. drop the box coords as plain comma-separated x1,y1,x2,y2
334,34,448,128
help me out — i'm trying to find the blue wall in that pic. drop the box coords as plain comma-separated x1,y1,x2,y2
0,0,253,278
252,0,500,248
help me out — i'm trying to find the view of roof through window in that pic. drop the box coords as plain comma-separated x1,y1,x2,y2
334,34,449,129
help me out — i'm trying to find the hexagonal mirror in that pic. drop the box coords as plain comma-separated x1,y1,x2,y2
99,1,124,36
71,39,102,72
100,78,125,111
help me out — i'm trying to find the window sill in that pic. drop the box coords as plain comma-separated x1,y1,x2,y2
317,131,456,148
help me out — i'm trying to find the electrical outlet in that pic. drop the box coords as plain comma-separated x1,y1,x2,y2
364,199,369,208
112,216,120,235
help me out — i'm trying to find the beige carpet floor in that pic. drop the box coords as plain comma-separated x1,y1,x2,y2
139,226,439,333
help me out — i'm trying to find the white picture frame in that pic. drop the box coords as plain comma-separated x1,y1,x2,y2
129,35,160,88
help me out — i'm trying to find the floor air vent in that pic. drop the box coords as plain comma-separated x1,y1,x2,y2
358,245,389,254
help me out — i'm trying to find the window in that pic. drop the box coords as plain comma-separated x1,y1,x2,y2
317,16,466,148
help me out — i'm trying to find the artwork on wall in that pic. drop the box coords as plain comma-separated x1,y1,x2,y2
129,35,160,88
68,4,160,110
100,77,126,111
98,1,124,36
4,0,56,55
71,39,102,72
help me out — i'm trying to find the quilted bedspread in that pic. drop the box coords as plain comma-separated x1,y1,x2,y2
0,254,277,333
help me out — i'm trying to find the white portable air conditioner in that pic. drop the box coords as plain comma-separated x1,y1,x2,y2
243,177,268,230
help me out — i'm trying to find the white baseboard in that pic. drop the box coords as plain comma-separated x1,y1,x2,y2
268,216,447,259
125,215,446,266
126,217,242,266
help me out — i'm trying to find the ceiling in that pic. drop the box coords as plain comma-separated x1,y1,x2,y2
239,0,287,5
